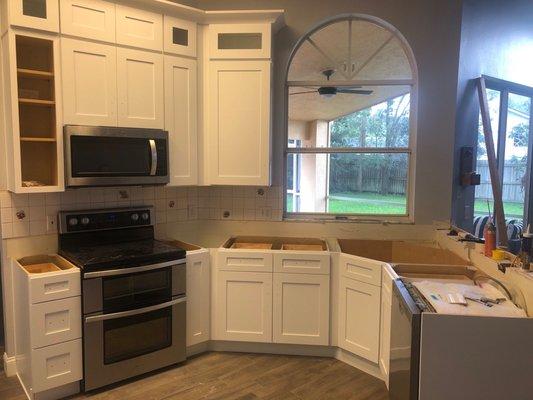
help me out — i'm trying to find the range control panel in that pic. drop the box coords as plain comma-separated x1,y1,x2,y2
59,207,153,233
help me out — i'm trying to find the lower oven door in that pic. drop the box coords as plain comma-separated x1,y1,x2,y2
83,296,186,391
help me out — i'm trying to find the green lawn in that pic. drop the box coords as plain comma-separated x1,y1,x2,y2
474,199,524,219
286,192,407,215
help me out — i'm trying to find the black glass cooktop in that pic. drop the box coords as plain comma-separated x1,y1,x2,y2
59,239,186,272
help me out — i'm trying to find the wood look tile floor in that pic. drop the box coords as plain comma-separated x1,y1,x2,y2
0,352,389,400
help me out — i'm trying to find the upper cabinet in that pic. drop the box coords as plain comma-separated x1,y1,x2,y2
116,5,163,51
61,38,118,127
208,23,271,59
60,0,116,43
164,15,197,58
117,47,164,128
2,0,60,33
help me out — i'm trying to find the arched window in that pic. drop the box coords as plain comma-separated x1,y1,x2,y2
285,15,417,221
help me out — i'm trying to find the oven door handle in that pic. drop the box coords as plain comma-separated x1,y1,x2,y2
149,139,157,176
84,259,185,279
85,297,186,323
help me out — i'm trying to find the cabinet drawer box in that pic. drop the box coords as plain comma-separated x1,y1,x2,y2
30,297,82,349
340,253,382,287
29,269,81,304
217,250,273,272
31,339,82,393
273,253,330,275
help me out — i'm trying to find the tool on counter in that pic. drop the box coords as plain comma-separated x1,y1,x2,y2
465,295,493,307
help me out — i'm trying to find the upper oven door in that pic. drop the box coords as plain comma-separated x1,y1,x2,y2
64,125,169,187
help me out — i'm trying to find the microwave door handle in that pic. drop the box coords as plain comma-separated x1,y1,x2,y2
149,139,157,176
85,296,187,323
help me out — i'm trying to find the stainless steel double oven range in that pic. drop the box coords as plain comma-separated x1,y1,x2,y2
58,207,186,391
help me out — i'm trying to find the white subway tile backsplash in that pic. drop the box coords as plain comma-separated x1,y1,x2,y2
2,223,13,238
1,208,13,223
12,193,29,207
0,192,13,208
45,193,61,206
29,206,46,221
29,193,45,207
13,221,30,237
30,220,47,236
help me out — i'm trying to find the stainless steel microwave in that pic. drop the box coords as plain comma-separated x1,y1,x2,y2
64,125,169,187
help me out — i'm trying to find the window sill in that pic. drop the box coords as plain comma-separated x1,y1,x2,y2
283,214,414,224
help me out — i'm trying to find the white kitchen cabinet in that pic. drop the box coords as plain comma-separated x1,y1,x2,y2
338,276,381,363
186,248,210,347
164,15,196,58
273,252,330,275
116,4,162,51
379,264,395,386
273,273,329,345
60,0,116,43
61,37,117,126
208,60,271,185
339,252,383,287
215,271,272,342
217,249,273,273
4,0,59,33
165,55,198,185
117,47,164,128
208,23,271,59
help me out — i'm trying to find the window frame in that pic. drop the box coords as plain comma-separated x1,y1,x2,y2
282,15,419,223
474,75,533,226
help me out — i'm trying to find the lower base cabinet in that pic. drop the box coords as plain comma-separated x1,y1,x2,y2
215,271,273,342
273,273,329,345
186,249,210,347
338,276,381,363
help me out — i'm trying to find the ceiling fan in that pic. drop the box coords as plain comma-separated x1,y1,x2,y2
290,69,374,98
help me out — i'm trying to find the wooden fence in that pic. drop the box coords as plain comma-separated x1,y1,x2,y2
476,160,527,203
329,164,407,195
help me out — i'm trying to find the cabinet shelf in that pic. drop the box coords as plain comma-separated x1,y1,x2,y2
20,137,56,143
17,68,54,79
18,98,55,106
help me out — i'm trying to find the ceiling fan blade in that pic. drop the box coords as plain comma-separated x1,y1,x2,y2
336,89,374,95
290,90,317,95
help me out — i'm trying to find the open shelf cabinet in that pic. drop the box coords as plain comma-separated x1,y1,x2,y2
2,30,63,193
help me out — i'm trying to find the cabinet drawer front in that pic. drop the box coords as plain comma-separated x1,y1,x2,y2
209,23,271,59
31,339,82,392
10,0,60,33
116,5,162,51
29,270,81,304
164,16,196,57
217,250,272,272
30,297,82,349
60,0,116,43
273,253,330,275
340,253,382,286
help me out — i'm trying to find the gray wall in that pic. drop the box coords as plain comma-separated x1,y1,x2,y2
197,0,463,224
452,0,533,231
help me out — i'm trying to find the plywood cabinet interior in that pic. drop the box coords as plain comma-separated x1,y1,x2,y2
165,55,197,185
116,4,163,51
7,0,60,33
186,249,210,347
117,47,163,128
60,0,116,43
273,273,330,345
338,276,381,363
61,37,117,126
208,60,271,186
215,271,272,342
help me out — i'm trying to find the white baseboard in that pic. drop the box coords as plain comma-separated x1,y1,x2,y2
3,352,16,377
188,341,385,383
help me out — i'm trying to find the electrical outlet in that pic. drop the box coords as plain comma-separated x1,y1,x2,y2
46,214,57,233
259,207,272,219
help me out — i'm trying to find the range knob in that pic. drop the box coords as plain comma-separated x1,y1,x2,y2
81,217,90,225
131,213,139,221
68,217,78,226
141,212,149,221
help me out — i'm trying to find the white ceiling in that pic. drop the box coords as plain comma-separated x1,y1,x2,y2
288,19,413,121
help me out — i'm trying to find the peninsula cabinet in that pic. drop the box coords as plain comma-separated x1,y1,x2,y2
186,247,210,347
165,55,198,185
1,0,60,33
214,271,273,343
207,60,271,186
1,30,64,193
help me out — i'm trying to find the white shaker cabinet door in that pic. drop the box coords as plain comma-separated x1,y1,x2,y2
61,38,117,126
215,271,272,343
165,55,197,185
338,276,381,363
273,273,330,345
9,0,60,33
186,249,210,347
115,5,163,51
117,47,164,129
208,60,271,186
60,0,116,43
